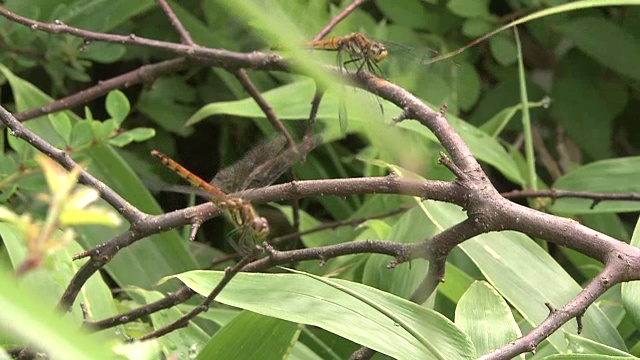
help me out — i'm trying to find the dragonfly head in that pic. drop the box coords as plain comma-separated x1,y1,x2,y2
369,42,388,63
252,216,270,239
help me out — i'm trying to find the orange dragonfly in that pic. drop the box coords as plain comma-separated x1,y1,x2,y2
304,32,388,77
151,150,269,249
304,33,388,133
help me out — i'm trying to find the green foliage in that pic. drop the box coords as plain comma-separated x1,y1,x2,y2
456,281,522,358
0,265,116,360
196,311,300,360
169,270,475,359
0,0,640,359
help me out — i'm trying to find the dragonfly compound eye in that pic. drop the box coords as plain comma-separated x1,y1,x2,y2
252,217,270,239
370,43,388,63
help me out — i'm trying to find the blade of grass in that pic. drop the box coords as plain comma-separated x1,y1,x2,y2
428,0,640,65
514,27,536,191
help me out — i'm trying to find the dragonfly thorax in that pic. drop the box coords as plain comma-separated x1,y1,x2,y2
341,33,387,63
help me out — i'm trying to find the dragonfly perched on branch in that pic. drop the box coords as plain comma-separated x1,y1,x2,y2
151,150,269,249
304,32,388,78
303,32,389,133
151,135,322,249
300,32,460,132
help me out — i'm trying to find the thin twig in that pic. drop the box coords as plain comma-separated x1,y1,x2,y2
135,249,261,340
304,84,325,140
531,124,563,181
14,58,188,123
270,205,412,245
438,151,467,182
86,287,196,330
501,189,640,208
0,105,144,223
86,251,241,331
481,261,635,359
0,7,287,71
60,176,461,309
233,68,296,150
245,240,412,272
313,0,368,41
156,0,195,45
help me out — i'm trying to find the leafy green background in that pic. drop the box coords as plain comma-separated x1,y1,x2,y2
1,0,640,359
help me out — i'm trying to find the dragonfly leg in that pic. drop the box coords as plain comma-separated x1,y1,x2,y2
365,58,385,78
343,56,364,73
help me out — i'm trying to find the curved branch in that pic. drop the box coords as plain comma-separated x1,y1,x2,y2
59,176,465,309
14,58,188,122
0,7,287,71
0,105,145,224
482,255,640,359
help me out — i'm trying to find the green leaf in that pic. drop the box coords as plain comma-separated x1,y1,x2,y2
565,332,635,356
108,133,132,147
58,0,155,31
170,270,476,360
489,34,517,66
136,77,196,136
447,0,490,19
69,120,95,149
479,103,520,138
376,0,459,33
456,61,482,111
362,206,436,299
550,77,614,160
0,155,18,177
81,42,126,64
127,288,209,359
0,222,121,338
556,17,640,81
100,120,119,140
0,184,18,203
456,281,523,358
397,119,523,186
197,312,300,360
439,262,475,303
49,112,72,146
424,200,626,353
0,266,115,360
622,217,640,330
105,90,130,127
375,0,432,30
187,80,523,185
462,18,494,37
0,64,67,150
550,157,640,214
0,65,197,290
109,128,155,148
186,80,316,126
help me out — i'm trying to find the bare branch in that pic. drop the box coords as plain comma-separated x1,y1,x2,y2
481,257,640,359
313,0,369,41
0,7,287,71
156,0,195,45
135,249,260,340
0,105,145,223
13,58,188,123
502,188,640,209
233,68,296,150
